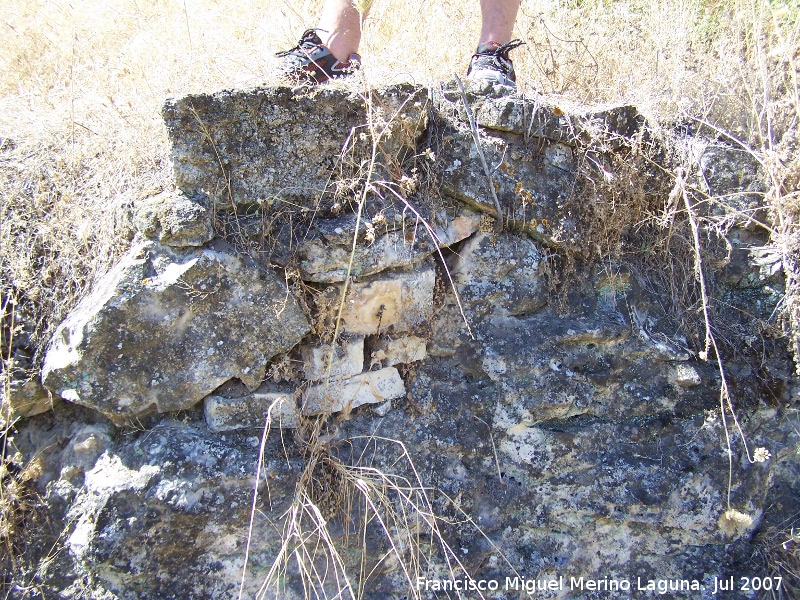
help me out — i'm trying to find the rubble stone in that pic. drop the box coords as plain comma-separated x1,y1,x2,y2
302,367,405,415
204,389,300,431
301,337,365,382
132,189,214,247
373,336,427,367
42,240,310,421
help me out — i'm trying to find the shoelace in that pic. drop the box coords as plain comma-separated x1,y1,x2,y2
275,29,325,58
474,38,525,75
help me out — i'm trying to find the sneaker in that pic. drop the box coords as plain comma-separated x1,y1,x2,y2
466,39,525,87
276,29,361,84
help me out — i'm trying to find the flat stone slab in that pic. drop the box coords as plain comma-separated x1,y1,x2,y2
297,207,481,283
340,262,436,335
204,390,300,431
372,335,427,367
433,85,642,148
302,367,405,415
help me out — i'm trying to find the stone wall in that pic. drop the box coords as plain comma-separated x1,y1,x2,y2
6,82,798,599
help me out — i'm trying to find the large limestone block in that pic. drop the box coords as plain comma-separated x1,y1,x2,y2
434,119,578,247
162,84,426,211
302,367,405,415
431,87,643,250
340,262,436,335
42,240,310,420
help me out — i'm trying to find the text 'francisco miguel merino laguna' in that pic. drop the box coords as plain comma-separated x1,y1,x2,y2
416,575,713,595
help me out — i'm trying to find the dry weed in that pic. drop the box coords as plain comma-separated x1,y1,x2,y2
1,429,45,594
752,524,800,599
241,409,515,599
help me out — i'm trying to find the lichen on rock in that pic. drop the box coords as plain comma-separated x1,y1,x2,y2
42,239,310,421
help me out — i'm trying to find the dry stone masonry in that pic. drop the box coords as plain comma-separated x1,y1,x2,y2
10,81,797,599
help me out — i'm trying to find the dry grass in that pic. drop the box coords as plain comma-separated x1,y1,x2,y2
752,524,800,599
1,431,44,590
241,405,516,599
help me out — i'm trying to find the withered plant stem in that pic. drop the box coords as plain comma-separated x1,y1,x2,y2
454,74,504,233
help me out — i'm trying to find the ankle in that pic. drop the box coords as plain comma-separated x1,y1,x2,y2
316,22,361,62
327,43,360,63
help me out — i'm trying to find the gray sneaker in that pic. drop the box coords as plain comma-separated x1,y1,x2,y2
276,29,361,84
466,39,525,87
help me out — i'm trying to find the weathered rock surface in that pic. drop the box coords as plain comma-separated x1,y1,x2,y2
204,388,300,431
1,377,52,426
434,119,578,247
472,97,643,149
471,312,711,423
132,189,214,247
384,365,794,596
42,240,310,420
695,143,765,218
15,361,796,599
431,88,643,249
163,84,427,211
452,231,550,319
15,416,303,599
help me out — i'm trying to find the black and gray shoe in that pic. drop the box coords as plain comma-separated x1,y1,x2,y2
276,29,361,84
466,39,525,87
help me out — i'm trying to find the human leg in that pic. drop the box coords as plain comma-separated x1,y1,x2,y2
468,0,524,87
317,0,365,62
479,0,521,47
